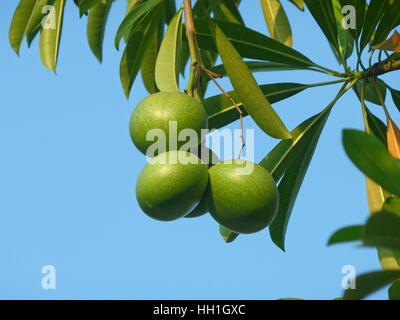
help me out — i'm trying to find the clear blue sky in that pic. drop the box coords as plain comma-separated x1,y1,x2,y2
1,0,399,300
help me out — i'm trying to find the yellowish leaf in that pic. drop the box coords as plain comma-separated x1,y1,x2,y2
371,30,400,53
387,117,400,159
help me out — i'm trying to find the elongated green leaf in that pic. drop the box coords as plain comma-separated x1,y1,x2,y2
261,0,292,47
372,1,400,46
163,0,176,24
194,18,314,67
328,226,364,245
305,0,339,50
389,280,400,300
141,22,163,94
269,109,330,250
87,0,112,62
389,86,400,113
343,270,400,300
39,0,66,72
155,8,183,93
363,212,400,250
26,22,41,47
79,0,101,17
383,197,400,216
359,0,389,51
213,0,244,25
287,0,304,11
355,79,386,106
343,129,400,196
339,0,366,41
120,1,164,98
204,83,306,131
366,107,387,145
213,23,291,139
219,225,239,243
9,0,37,55
115,0,162,50
332,0,354,60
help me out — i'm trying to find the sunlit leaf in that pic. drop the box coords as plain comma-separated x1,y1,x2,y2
213,0,244,25
260,0,293,47
383,197,400,216
219,225,239,243
213,22,291,139
332,0,354,60
39,0,66,72
387,116,400,159
287,0,304,11
155,8,183,93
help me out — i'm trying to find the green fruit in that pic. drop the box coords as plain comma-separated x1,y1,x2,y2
206,160,279,234
129,92,208,156
136,150,209,221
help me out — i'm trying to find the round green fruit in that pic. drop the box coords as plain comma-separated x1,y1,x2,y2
129,92,208,156
206,160,279,234
136,150,209,221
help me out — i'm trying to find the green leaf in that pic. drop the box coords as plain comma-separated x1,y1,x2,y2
359,0,389,51
287,0,304,11
204,83,306,131
39,0,66,72
141,22,163,94
194,18,314,67
389,280,400,300
342,129,400,196
260,0,293,47
305,0,339,51
383,197,400,216
79,0,101,17
328,225,364,245
87,0,112,63
155,8,183,93
339,0,366,41
163,0,176,24
219,225,239,243
269,108,330,251
213,0,244,25
355,79,386,106
115,0,162,50
388,86,400,113
26,22,41,47
363,212,400,250
332,0,354,60
213,23,291,139
119,1,164,98
366,107,387,145
9,0,37,55
372,1,400,46
343,270,400,300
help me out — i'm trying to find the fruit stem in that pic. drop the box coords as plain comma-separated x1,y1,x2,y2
184,0,202,97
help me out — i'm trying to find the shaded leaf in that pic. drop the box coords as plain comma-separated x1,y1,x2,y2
389,86,400,113
305,0,338,51
343,270,400,300
355,79,386,106
213,23,291,139
119,1,164,98
39,0,66,72
389,280,400,300
219,225,239,243
155,8,183,93
342,129,400,196
163,0,176,24
339,0,366,41
204,83,306,131
383,197,400,216
359,0,388,51
79,0,101,17
115,0,162,50
260,0,293,47
371,31,400,53
269,108,330,250
366,107,387,145
87,0,112,62
213,0,244,25
363,212,400,250
328,225,364,245
194,18,314,67
372,2,400,47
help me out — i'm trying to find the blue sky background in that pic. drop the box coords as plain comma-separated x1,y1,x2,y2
1,0,399,300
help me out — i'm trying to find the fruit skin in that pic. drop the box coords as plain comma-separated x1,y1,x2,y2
206,160,279,234
136,150,209,221
129,92,208,156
